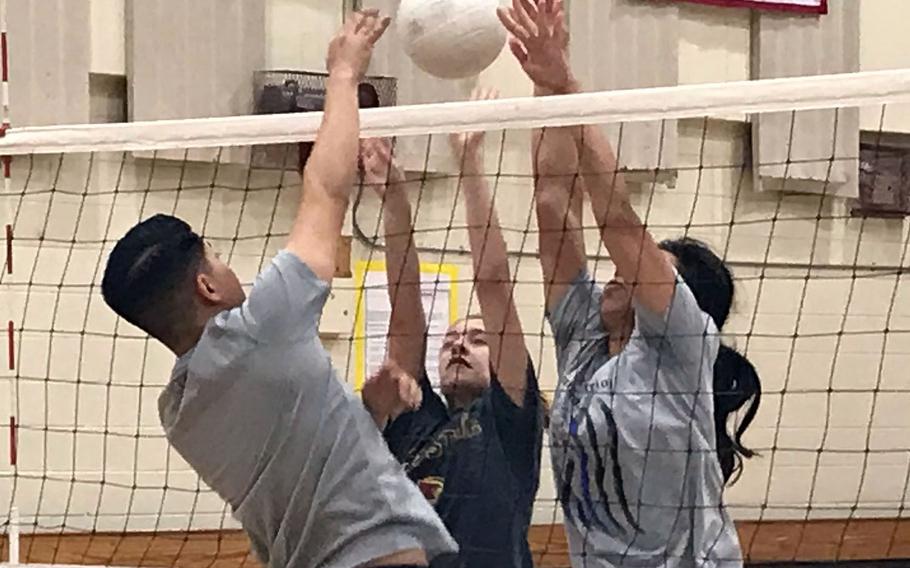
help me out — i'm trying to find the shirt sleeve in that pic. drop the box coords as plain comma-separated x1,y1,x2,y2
547,270,608,377
633,273,720,382
488,359,544,488
383,370,448,463
212,250,330,344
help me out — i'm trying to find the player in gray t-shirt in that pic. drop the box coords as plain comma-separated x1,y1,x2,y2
499,1,762,566
100,10,456,568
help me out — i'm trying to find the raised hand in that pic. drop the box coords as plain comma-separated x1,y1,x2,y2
448,87,499,169
497,0,575,94
361,138,405,198
326,9,391,82
362,360,423,429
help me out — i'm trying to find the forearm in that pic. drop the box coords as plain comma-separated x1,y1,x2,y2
461,159,511,286
533,105,588,311
382,187,428,375
533,82,584,216
573,122,674,312
573,124,640,231
302,74,361,202
541,78,644,264
383,189,425,323
461,157,529,401
287,75,362,281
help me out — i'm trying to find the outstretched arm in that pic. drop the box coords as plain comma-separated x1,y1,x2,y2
361,138,428,384
501,1,587,313
533,122,588,313
450,88,529,406
286,11,390,282
571,123,676,314
501,0,676,314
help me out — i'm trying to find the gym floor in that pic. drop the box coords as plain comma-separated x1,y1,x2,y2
749,562,910,567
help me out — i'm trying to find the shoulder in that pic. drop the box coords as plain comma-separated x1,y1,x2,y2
180,310,260,378
487,355,538,401
633,272,718,343
548,269,603,325
232,250,331,342
484,358,545,434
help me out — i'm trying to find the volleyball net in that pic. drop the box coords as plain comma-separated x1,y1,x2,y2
3,70,910,566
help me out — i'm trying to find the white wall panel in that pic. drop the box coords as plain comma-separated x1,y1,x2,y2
126,0,265,162
752,1,860,197
568,0,679,174
7,0,91,127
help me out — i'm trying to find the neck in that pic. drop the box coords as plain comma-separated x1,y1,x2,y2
168,308,217,356
606,316,635,357
169,326,204,357
446,389,481,411
608,336,627,357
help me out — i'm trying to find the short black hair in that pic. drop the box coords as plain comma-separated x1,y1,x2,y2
101,214,205,343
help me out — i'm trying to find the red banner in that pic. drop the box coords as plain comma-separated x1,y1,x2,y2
674,0,826,14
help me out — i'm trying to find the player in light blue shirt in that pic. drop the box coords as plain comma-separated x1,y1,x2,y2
101,11,456,568
499,0,762,566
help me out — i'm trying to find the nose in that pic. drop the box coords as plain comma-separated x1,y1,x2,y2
450,338,467,356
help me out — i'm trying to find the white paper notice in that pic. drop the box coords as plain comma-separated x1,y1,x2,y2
363,268,454,387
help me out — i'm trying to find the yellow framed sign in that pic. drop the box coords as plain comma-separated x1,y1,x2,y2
353,260,459,390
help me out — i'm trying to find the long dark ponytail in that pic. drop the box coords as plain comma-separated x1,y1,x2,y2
713,345,761,483
658,238,762,484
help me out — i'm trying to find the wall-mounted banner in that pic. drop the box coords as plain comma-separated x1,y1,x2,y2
673,0,826,14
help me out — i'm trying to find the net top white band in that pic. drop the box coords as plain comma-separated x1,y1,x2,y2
1,69,910,155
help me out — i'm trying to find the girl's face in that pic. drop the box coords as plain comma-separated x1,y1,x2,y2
438,318,492,401
599,251,678,332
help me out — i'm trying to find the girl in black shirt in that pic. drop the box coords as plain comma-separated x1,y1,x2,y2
360,88,544,568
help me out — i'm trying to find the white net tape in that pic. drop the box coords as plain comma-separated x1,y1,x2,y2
0,70,909,155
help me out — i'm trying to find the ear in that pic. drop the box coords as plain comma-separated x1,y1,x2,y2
195,271,222,305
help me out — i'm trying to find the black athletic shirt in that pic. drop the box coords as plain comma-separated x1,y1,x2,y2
383,360,543,568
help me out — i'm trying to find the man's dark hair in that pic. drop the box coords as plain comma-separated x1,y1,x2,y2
101,214,205,344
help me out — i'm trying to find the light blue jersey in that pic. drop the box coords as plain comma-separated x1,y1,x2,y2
160,251,456,568
547,270,742,567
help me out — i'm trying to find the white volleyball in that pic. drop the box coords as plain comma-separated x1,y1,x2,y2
397,0,507,80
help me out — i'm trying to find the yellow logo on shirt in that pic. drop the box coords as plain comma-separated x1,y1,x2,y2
417,476,445,505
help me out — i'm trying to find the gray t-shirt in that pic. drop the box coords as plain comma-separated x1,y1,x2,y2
547,270,742,568
159,250,457,568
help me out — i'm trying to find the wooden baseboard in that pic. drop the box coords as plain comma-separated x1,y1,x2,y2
1,520,908,567
738,519,910,563
531,520,910,567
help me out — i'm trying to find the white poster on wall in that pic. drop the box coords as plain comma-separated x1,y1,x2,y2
356,262,459,389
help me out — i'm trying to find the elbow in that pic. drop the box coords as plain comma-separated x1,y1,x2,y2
598,200,642,234
533,128,581,176
535,184,576,228
535,150,578,180
302,162,356,202
535,183,567,211
473,257,512,286
302,173,352,208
